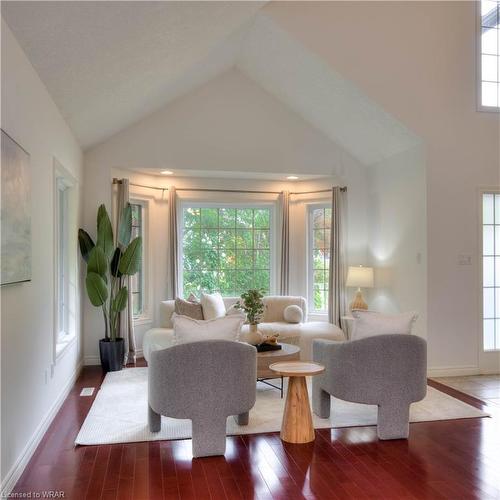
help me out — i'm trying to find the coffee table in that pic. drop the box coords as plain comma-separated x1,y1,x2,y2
257,343,300,398
269,361,325,444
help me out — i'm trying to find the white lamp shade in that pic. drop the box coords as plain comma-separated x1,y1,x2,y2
346,266,374,288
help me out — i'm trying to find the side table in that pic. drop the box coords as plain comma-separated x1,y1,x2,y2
269,361,325,443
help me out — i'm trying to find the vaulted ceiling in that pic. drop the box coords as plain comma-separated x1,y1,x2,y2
2,1,419,164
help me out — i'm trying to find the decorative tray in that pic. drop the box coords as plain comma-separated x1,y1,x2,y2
256,343,282,353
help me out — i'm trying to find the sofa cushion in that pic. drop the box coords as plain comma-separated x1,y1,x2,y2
174,296,204,320
200,292,226,320
283,305,303,324
159,300,175,328
262,296,307,322
173,315,244,345
351,310,418,340
143,327,174,362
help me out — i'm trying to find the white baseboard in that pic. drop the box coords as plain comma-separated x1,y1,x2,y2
83,355,100,365
0,360,83,497
427,365,479,377
84,349,144,366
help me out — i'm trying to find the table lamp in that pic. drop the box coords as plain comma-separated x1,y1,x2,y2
346,265,374,311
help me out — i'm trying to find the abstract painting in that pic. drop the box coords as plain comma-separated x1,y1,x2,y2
1,129,31,285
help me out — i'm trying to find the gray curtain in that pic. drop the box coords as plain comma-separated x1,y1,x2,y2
328,186,348,328
115,178,136,365
167,185,178,299
279,190,290,295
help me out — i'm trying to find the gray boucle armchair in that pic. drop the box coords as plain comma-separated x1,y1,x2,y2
148,340,257,457
312,334,427,439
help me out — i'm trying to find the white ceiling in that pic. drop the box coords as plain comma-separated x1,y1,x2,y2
1,1,263,148
2,1,419,164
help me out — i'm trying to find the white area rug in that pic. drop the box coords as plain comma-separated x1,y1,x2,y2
75,367,488,446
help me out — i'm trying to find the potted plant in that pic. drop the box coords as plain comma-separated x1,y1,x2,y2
78,204,142,372
235,289,265,345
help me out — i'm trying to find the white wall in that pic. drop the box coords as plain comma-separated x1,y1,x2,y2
265,1,499,374
1,20,83,492
367,146,427,339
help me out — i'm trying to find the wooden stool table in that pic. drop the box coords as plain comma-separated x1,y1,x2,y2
269,361,325,444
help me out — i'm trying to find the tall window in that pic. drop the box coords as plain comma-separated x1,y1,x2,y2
54,161,78,361
308,205,332,312
479,0,500,108
56,179,69,341
181,206,272,297
483,193,500,350
130,202,145,317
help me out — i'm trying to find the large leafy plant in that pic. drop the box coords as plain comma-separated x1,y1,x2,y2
235,289,265,325
78,204,142,341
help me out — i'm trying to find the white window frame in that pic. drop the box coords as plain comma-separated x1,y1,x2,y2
480,188,500,352
178,201,277,298
53,160,78,362
477,0,500,112
129,197,152,325
307,203,332,315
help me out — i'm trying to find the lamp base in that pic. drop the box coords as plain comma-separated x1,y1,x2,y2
350,290,368,311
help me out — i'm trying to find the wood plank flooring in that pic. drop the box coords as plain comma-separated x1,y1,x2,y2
11,364,500,499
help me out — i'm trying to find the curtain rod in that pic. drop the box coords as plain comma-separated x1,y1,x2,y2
112,178,346,195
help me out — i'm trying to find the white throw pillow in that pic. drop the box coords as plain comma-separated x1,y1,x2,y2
200,292,226,320
283,305,303,324
172,315,244,345
351,310,418,340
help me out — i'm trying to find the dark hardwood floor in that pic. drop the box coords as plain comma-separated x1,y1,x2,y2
11,363,500,499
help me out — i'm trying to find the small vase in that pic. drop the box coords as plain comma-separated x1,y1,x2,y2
246,324,263,346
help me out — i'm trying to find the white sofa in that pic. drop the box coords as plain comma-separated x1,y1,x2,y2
143,296,345,362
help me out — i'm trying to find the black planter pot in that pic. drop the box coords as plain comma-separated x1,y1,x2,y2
99,338,125,372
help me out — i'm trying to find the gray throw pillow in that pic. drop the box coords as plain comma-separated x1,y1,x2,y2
174,296,204,320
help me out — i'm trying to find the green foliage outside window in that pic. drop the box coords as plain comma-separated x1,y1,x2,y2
312,207,332,311
182,207,271,297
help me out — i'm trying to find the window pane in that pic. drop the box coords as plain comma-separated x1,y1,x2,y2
482,26,499,54
254,229,270,249
484,287,495,318
312,209,325,229
495,194,500,222
484,319,496,350
255,250,270,269
236,229,253,249
219,229,235,249
236,209,254,228
482,82,498,107
484,257,495,286
254,209,270,228
236,250,253,269
482,54,498,82
482,1,498,27
219,208,235,227
184,208,200,228
313,249,324,270
324,208,332,229
220,249,236,269
313,229,325,249
200,208,218,228
484,193,495,224
182,206,270,296
484,225,495,254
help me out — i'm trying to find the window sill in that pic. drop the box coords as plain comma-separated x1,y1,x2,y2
55,334,76,361
477,104,500,113
308,312,329,322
